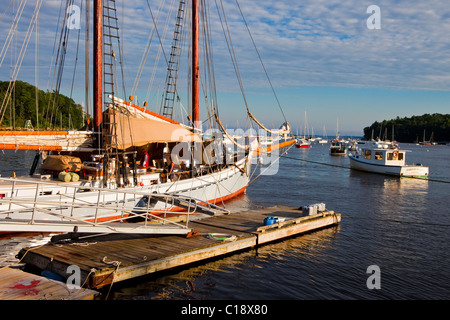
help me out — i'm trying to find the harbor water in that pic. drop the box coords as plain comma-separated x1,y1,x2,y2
0,143,449,300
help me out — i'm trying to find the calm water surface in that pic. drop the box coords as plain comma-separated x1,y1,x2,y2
0,143,449,300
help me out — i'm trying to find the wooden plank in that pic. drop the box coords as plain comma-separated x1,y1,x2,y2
257,213,341,245
0,267,98,300
256,211,336,232
103,235,258,288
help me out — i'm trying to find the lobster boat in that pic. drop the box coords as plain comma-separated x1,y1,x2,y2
348,140,429,178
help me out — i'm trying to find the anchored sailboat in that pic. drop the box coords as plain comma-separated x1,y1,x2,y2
295,111,310,148
0,0,291,234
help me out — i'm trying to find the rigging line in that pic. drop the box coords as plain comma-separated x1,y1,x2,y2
0,0,14,23
46,0,74,127
117,1,128,105
234,0,287,123
141,0,173,91
281,154,350,170
159,0,188,118
0,0,42,124
248,143,295,186
0,0,23,120
0,0,27,67
155,0,181,113
43,0,65,120
68,0,84,130
214,0,249,112
205,0,218,107
199,9,212,127
200,0,219,129
131,0,165,99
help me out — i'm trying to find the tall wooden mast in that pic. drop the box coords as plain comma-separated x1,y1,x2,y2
93,0,103,133
192,0,199,130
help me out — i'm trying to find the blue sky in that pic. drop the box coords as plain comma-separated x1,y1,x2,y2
1,0,449,135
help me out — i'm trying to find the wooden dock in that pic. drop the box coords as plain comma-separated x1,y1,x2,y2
0,267,97,300
15,205,341,292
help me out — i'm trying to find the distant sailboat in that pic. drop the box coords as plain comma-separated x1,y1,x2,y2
319,125,328,144
295,111,311,148
419,129,437,145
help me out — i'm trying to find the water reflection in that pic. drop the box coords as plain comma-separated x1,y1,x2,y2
349,170,429,218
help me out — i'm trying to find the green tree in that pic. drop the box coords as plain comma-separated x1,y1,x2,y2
364,113,450,143
0,80,88,130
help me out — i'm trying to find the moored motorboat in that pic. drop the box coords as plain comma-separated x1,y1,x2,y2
295,138,310,148
330,139,346,155
348,140,429,178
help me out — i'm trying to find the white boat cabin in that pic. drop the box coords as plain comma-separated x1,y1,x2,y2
359,148,405,166
352,141,405,166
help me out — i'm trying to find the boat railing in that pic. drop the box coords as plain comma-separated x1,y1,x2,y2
0,177,225,235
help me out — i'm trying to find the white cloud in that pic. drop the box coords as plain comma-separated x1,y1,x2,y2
218,0,450,91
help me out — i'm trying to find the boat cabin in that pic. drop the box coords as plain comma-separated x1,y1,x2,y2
330,139,346,155
354,145,406,166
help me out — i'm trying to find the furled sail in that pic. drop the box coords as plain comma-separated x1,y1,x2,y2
248,111,291,135
214,112,249,150
107,109,201,150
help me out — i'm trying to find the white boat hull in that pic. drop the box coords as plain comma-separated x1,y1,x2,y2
0,157,251,228
348,155,429,178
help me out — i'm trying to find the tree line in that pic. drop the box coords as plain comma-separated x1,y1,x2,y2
363,113,450,143
0,80,87,130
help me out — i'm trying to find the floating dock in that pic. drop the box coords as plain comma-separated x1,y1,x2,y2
11,205,340,295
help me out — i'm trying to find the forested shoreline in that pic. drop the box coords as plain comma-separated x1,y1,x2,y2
363,113,450,143
0,80,86,130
